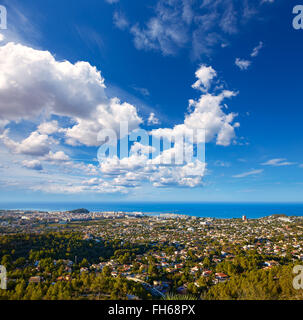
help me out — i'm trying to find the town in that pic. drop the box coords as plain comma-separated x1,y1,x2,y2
1,208,303,300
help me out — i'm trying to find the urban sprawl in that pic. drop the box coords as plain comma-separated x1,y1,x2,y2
0,209,303,300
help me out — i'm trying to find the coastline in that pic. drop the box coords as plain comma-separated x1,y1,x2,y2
2,202,303,219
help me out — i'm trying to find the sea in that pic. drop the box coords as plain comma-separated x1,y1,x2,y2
1,202,303,219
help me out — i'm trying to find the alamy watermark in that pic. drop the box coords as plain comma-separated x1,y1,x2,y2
0,5,7,30
0,265,7,290
293,265,303,290
293,5,303,29
96,122,206,167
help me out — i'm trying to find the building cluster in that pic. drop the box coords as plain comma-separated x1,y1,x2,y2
1,210,303,296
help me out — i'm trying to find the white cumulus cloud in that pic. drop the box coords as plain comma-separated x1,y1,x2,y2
0,42,142,147
0,130,51,156
192,65,217,92
22,159,43,171
38,121,59,135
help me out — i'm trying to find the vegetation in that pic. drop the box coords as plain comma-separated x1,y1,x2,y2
204,264,303,300
67,209,90,214
1,213,303,300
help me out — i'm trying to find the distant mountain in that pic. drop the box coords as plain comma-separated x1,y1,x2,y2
67,208,90,214
270,214,288,217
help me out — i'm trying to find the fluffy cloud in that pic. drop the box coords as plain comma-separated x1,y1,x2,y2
150,160,206,188
152,68,238,147
192,65,217,92
0,42,142,148
22,159,43,171
0,41,145,193
98,152,206,188
65,97,142,146
130,142,156,156
42,151,70,162
185,90,238,146
0,43,107,121
99,154,152,176
0,130,51,156
95,64,235,189
38,121,59,135
0,40,239,193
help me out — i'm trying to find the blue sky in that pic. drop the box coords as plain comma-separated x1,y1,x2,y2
0,0,302,203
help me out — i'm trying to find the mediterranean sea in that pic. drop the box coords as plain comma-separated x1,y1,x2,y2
1,202,303,219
